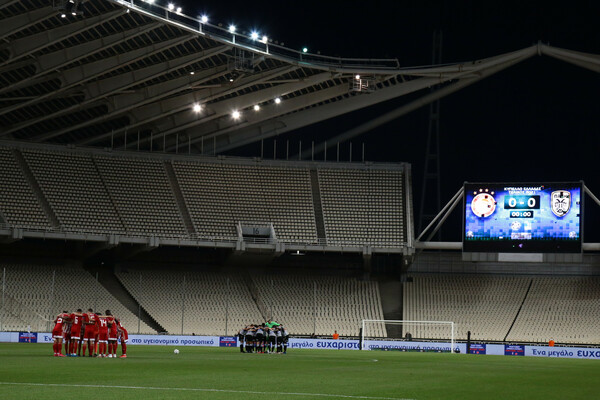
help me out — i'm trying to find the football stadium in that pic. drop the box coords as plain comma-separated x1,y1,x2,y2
0,1,599,399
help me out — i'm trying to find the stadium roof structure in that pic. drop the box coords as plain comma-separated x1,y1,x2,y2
0,0,598,155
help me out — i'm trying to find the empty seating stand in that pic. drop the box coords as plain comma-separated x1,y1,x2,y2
0,147,49,229
508,276,600,344
22,149,124,233
318,168,405,247
93,155,187,237
173,161,317,243
0,142,408,249
252,274,385,337
116,268,262,336
0,263,154,333
403,274,530,341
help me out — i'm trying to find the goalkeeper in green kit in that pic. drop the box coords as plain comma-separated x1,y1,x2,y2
265,319,280,328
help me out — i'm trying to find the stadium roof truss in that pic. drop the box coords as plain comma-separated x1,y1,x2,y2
0,0,597,156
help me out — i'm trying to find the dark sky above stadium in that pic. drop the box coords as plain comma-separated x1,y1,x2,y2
179,0,600,241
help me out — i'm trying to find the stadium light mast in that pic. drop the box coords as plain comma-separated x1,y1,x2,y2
418,31,443,239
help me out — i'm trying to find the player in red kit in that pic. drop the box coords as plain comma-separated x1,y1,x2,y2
105,310,118,358
82,309,98,357
62,316,72,357
69,309,84,357
52,311,69,357
94,313,100,356
97,314,109,357
116,318,128,358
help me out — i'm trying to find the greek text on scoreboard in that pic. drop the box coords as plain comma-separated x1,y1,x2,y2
463,182,582,253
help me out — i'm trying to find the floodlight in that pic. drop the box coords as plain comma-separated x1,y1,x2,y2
253,105,260,111
176,7,182,13
190,71,195,75
201,15,208,23
302,47,308,53
250,31,259,40
274,97,281,104
60,13,66,18
192,103,202,113
261,35,268,44
232,110,241,119
168,3,174,10
355,74,361,80
229,25,236,33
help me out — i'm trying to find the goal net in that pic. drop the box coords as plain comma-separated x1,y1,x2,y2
361,320,455,352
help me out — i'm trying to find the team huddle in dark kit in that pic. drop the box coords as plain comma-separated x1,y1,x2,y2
238,320,289,354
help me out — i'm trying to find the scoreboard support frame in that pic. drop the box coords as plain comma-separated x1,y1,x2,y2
414,182,600,259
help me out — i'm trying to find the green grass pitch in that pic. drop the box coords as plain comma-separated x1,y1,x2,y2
0,343,599,399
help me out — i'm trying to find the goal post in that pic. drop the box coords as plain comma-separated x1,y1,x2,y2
360,319,455,352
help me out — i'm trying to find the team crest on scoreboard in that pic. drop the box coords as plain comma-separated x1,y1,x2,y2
551,190,571,217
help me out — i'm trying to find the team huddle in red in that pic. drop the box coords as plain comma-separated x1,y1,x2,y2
52,308,128,358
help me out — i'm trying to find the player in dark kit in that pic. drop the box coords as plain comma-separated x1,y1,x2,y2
281,326,289,354
267,327,277,353
255,325,265,353
244,326,255,353
238,327,247,353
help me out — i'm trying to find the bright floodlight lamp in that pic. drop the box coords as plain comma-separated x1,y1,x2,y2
201,15,208,23
355,74,361,80
274,97,281,104
250,31,259,40
229,25,236,33
261,35,268,44
253,105,260,111
302,47,308,53
176,6,182,13
232,110,241,119
60,13,66,18
168,3,174,10
192,103,202,113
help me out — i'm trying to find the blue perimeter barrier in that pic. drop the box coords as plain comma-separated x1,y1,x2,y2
2,332,598,360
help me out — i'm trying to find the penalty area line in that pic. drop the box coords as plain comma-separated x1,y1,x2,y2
0,382,415,400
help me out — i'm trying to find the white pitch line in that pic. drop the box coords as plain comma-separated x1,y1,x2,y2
0,382,415,400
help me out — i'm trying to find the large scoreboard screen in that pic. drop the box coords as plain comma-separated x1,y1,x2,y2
463,182,582,253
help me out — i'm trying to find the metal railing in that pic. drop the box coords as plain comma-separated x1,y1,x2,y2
109,0,400,70
0,223,408,248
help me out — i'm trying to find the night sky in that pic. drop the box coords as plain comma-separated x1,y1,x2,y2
178,1,599,241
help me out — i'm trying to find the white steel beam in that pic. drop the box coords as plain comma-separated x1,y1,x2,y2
541,44,600,73
4,41,226,139
299,45,538,156
0,9,124,67
177,84,350,152
0,6,57,42
0,23,161,95
0,32,189,121
79,66,297,146
152,72,335,149
0,0,22,10
69,66,230,144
